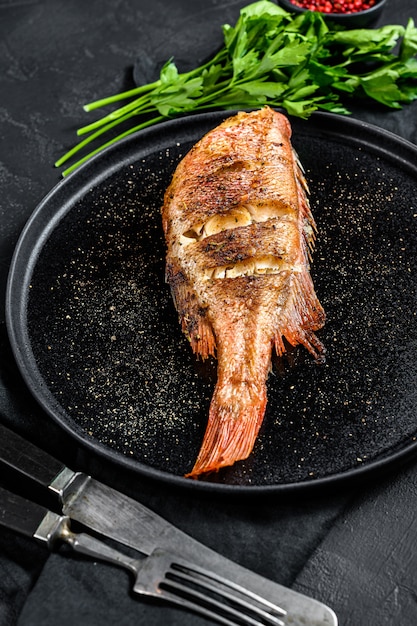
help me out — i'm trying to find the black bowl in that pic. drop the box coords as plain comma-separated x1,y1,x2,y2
278,0,387,28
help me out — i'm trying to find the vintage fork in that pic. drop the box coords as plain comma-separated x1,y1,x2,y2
35,509,287,626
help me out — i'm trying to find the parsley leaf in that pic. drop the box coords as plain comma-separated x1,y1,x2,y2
56,0,417,175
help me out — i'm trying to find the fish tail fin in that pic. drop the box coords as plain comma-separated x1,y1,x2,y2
185,381,267,478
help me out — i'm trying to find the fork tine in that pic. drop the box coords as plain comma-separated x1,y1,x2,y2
159,584,285,626
149,550,287,626
161,578,286,626
170,559,287,620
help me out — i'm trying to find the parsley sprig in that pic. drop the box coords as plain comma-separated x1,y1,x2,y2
55,0,417,175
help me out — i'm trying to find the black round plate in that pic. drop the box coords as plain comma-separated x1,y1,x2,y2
6,110,417,495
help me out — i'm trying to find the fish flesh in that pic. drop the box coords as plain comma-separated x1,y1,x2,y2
162,107,325,478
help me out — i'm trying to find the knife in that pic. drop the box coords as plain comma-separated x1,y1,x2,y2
0,484,290,626
0,422,337,625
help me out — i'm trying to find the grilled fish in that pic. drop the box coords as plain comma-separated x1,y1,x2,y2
162,107,325,478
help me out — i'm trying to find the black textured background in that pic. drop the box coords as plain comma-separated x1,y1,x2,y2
1,1,417,625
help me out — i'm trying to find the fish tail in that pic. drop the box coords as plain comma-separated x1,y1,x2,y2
185,381,267,478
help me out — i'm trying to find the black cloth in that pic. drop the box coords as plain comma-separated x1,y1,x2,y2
1,1,417,624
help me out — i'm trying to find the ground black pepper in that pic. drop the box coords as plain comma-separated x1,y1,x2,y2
26,131,417,486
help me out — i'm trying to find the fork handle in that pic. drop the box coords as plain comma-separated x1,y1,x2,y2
0,483,138,579
34,510,139,577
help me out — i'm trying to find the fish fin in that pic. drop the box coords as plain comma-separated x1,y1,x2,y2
171,281,216,360
274,270,325,362
188,315,217,360
185,382,267,478
294,147,318,261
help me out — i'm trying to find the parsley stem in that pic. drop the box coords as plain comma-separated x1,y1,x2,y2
83,48,229,113
60,115,165,176
55,1,417,176
55,109,150,167
77,94,152,135
83,81,159,111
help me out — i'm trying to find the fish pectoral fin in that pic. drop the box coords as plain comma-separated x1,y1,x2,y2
274,270,326,362
171,281,216,360
187,315,216,360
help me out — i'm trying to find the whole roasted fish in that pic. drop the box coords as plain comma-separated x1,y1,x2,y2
162,107,325,478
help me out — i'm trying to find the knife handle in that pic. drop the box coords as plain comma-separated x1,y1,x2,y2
0,484,49,538
0,422,65,488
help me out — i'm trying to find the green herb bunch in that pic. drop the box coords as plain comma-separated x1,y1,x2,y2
56,0,417,175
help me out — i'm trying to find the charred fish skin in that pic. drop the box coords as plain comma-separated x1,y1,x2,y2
162,107,325,478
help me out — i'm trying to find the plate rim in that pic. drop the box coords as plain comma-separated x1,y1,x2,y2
6,108,417,495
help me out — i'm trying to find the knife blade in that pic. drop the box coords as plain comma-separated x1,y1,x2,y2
0,422,337,625
0,485,290,626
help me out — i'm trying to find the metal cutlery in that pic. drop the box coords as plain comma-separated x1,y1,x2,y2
0,485,286,626
0,422,338,625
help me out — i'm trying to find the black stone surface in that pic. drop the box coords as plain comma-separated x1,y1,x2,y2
1,1,417,625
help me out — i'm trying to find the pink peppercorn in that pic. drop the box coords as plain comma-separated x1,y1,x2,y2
289,0,377,12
